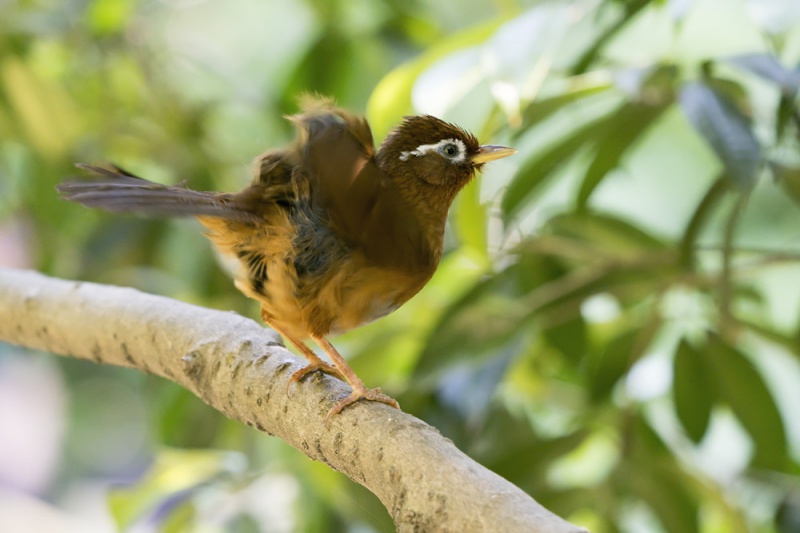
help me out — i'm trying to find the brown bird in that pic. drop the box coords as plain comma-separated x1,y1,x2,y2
57,97,516,419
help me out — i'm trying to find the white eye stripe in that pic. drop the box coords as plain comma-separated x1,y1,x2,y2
399,138,467,163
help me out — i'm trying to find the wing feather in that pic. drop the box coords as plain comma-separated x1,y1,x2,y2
292,100,430,269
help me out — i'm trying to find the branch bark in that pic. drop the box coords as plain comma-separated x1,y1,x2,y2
0,268,586,533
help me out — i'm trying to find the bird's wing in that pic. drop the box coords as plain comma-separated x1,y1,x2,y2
292,100,429,268
292,101,380,235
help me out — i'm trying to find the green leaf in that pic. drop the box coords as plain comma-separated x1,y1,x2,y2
707,336,789,470
515,83,612,135
576,99,671,210
679,81,762,190
502,115,610,221
672,339,714,443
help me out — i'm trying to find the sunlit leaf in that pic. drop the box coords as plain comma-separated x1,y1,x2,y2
672,339,714,443
679,81,762,190
367,18,507,138
109,449,239,528
454,177,488,261
707,336,789,470
89,0,133,35
158,500,195,533
1,57,82,158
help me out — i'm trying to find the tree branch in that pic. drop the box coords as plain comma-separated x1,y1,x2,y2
0,268,586,533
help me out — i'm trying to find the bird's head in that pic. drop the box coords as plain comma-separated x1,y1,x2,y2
377,115,516,197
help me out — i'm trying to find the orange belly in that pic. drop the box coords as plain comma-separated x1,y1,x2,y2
199,215,431,340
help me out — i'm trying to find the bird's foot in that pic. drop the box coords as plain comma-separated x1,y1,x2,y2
287,361,346,396
325,385,400,422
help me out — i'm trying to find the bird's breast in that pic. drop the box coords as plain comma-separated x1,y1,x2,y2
316,258,434,335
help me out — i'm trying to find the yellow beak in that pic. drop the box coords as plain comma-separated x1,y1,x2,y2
471,145,517,165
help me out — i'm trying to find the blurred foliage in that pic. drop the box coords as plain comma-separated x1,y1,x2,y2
2,0,800,532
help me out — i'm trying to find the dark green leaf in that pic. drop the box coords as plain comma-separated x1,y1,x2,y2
542,313,588,366
625,462,700,533
586,317,660,401
477,407,588,494
576,100,672,209
546,211,666,254
502,115,611,222
707,336,789,470
437,345,518,420
678,175,730,270
740,317,800,362
776,93,798,142
413,269,529,379
672,339,714,443
570,0,653,75
776,491,800,533
622,418,700,533
679,82,762,190
725,54,800,95
771,163,800,206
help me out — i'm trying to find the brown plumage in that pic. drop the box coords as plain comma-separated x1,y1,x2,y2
58,97,516,419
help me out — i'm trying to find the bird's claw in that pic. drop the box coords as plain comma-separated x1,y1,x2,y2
287,361,346,396
325,386,400,423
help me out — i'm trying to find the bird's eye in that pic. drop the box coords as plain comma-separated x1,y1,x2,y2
441,143,460,158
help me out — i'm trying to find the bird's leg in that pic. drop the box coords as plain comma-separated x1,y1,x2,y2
309,334,400,419
261,311,345,392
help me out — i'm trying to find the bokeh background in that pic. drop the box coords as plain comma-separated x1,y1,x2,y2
2,0,800,532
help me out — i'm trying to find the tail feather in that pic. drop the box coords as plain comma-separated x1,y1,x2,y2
58,164,260,222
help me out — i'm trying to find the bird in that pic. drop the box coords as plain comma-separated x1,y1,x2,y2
57,96,516,420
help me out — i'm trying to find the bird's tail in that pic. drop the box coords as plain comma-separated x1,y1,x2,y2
57,164,259,222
